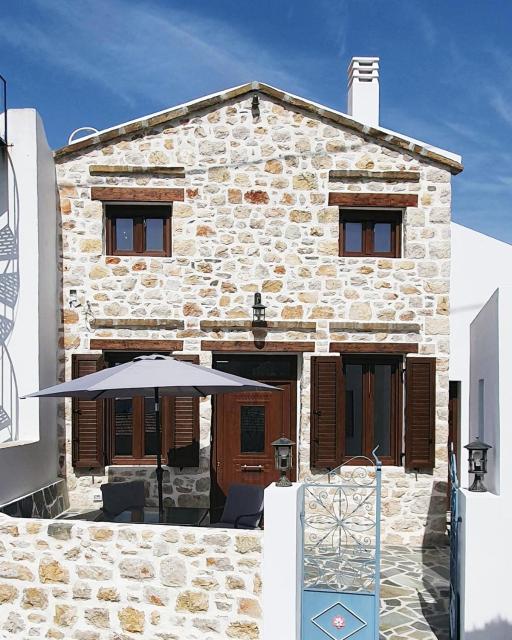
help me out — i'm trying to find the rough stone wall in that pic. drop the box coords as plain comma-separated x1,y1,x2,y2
0,480,68,520
56,94,452,545
0,515,262,639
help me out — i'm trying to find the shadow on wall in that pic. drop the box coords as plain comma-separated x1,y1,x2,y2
466,618,512,639
0,147,20,443
419,480,451,640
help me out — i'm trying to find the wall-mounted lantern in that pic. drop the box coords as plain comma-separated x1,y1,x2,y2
464,436,492,492
69,289,81,309
252,292,266,325
271,437,294,487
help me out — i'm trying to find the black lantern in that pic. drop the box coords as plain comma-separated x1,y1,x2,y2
464,436,492,492
252,292,266,325
271,437,294,487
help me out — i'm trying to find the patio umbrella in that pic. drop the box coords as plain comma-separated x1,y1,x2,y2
25,354,279,521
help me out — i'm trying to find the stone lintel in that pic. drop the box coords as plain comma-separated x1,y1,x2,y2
200,320,316,332
91,318,185,330
89,165,185,177
329,170,420,182
329,321,420,333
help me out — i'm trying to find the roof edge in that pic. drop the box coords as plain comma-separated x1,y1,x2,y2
54,81,463,174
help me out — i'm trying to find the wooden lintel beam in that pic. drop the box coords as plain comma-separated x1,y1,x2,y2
329,170,420,182
91,187,185,202
328,193,418,208
329,342,419,354
201,340,315,352
89,165,185,177
89,339,183,351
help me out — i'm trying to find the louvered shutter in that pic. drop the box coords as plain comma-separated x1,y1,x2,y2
310,356,343,469
405,357,436,469
167,354,200,467
72,354,105,468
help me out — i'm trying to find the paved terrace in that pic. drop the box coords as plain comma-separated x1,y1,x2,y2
380,546,449,640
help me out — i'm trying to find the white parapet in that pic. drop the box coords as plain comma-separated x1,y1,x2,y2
263,482,303,640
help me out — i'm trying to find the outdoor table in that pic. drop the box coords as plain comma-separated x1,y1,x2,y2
111,506,209,526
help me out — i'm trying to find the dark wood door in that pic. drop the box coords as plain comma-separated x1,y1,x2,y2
213,380,296,505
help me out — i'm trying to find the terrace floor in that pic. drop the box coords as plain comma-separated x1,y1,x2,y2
380,545,449,640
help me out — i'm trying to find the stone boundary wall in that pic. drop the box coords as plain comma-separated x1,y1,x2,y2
0,515,262,639
0,480,68,520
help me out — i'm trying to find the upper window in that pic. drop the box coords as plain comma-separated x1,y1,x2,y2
105,204,172,257
340,209,401,258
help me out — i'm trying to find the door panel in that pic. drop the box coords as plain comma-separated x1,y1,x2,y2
215,382,294,496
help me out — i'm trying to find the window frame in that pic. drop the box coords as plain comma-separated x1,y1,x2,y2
105,351,172,465
339,209,402,258
342,355,403,466
105,204,172,257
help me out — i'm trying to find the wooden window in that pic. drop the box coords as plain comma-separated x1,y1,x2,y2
70,351,200,468
105,352,199,466
340,209,401,257
105,204,172,257
405,357,436,469
72,354,106,468
342,356,402,465
310,356,344,469
311,354,436,469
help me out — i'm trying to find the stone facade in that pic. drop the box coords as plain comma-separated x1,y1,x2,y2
0,514,262,638
56,89,454,545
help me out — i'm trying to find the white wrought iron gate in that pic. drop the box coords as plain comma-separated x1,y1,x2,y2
301,453,382,640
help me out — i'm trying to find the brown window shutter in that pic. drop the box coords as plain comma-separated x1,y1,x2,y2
167,355,200,467
71,354,106,468
310,356,343,469
405,357,436,469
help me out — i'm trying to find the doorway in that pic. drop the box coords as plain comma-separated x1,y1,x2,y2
211,354,297,514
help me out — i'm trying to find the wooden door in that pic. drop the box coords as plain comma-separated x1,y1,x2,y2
213,380,296,505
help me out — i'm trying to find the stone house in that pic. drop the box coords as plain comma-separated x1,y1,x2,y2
54,58,462,545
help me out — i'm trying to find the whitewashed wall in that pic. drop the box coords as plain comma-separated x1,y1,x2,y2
459,287,512,638
450,223,512,479
0,109,59,506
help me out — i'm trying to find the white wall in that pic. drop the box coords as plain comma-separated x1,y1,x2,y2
263,483,303,640
0,109,59,505
450,223,512,479
459,287,512,637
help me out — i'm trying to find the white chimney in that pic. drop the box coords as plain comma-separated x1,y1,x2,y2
347,57,380,127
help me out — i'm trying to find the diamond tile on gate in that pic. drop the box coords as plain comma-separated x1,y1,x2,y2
311,601,367,640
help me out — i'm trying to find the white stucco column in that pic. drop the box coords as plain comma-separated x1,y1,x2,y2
263,482,303,640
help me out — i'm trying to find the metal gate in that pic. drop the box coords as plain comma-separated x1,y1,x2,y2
301,452,382,640
449,448,460,640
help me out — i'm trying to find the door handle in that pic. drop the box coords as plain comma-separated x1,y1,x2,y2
241,464,264,472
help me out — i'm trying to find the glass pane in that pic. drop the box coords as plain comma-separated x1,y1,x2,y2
240,405,265,453
145,218,164,252
213,355,297,380
114,399,133,456
345,364,363,456
144,397,158,455
374,364,392,456
344,222,363,253
115,218,134,251
374,223,392,253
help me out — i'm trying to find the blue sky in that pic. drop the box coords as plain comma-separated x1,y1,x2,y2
1,0,511,241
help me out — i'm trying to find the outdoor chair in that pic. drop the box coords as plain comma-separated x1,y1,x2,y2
100,480,145,520
207,484,264,529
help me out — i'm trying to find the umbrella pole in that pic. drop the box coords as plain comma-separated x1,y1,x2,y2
154,387,164,523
